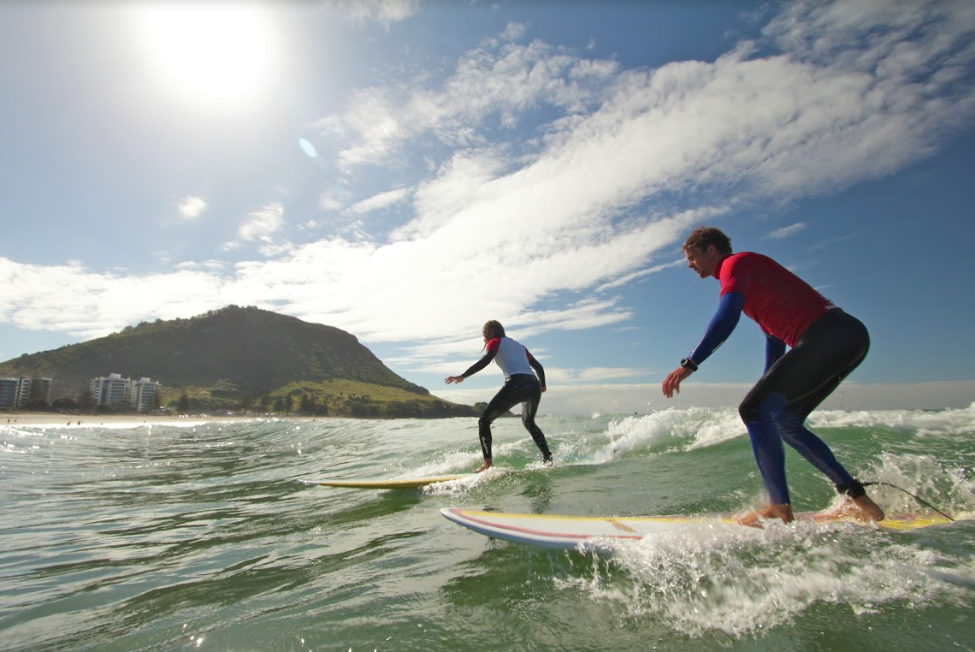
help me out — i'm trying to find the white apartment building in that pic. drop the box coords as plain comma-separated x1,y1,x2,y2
90,374,160,412
133,377,160,413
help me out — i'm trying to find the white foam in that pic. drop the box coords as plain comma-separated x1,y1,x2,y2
563,404,975,469
586,407,744,462
810,402,975,436
558,521,975,637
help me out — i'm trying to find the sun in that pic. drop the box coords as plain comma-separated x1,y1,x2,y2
134,3,276,109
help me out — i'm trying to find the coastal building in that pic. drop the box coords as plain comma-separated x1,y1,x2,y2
90,373,160,412
0,377,53,409
133,377,160,413
90,373,132,410
0,379,19,409
29,378,53,404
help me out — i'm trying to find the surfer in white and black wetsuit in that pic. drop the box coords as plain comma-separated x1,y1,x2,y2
445,320,553,473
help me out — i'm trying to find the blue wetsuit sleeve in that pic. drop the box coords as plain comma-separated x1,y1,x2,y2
462,350,496,378
688,292,745,366
765,335,786,372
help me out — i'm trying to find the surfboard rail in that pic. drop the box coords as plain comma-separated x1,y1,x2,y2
440,507,955,551
300,474,473,489
300,465,541,490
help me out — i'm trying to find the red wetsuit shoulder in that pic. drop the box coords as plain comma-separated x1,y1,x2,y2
717,252,833,347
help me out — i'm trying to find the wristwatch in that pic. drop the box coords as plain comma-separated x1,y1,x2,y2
680,358,698,372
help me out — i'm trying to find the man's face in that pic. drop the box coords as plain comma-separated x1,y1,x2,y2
685,245,720,279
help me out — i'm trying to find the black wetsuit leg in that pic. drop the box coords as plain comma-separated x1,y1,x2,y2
741,309,870,419
520,381,552,462
738,309,870,503
478,374,552,462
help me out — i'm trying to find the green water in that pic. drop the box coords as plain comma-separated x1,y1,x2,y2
2,407,974,651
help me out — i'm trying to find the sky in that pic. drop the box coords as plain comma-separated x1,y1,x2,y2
1,0,974,415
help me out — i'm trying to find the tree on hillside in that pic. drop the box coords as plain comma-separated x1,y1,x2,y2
22,397,49,411
52,397,80,412
79,387,96,411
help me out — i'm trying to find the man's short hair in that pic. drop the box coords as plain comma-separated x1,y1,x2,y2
683,227,732,254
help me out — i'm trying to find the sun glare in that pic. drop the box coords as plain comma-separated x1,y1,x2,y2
135,4,276,109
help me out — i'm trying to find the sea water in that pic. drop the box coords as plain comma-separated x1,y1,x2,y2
1,406,974,651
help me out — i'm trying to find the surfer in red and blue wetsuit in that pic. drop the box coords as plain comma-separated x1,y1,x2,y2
445,320,553,473
662,227,885,525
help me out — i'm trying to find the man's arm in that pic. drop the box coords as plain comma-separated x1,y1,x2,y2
687,292,745,366
662,292,745,398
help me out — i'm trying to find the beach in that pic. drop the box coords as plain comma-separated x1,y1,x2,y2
1,412,316,427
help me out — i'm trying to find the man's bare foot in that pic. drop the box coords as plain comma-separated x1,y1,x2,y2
473,460,492,473
818,495,885,522
853,495,885,521
543,459,554,468
733,511,764,528
734,503,795,528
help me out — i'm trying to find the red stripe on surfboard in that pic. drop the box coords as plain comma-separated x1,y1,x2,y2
446,508,643,541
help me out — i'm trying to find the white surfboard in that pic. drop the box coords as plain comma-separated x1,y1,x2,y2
301,474,473,490
440,507,954,551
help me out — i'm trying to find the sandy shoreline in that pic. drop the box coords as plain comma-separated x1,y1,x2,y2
1,412,312,426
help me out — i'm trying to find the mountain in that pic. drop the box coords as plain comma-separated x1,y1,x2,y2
0,306,478,418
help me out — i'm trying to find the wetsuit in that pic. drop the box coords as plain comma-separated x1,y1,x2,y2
461,337,552,463
686,252,869,504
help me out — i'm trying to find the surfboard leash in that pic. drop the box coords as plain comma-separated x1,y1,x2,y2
863,481,956,522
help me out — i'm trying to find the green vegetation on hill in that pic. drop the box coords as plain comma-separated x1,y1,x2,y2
0,306,478,419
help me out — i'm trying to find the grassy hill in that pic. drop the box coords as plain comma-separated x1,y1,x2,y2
0,306,478,418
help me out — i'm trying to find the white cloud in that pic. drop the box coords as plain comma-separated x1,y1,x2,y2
544,367,649,384
319,195,344,212
177,196,207,221
344,187,411,215
322,0,421,28
315,34,618,171
237,203,285,243
0,257,238,340
595,258,685,292
392,150,508,239
765,222,807,240
500,21,527,42
176,260,228,272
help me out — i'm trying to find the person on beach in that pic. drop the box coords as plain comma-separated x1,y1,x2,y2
445,320,553,473
661,226,885,525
